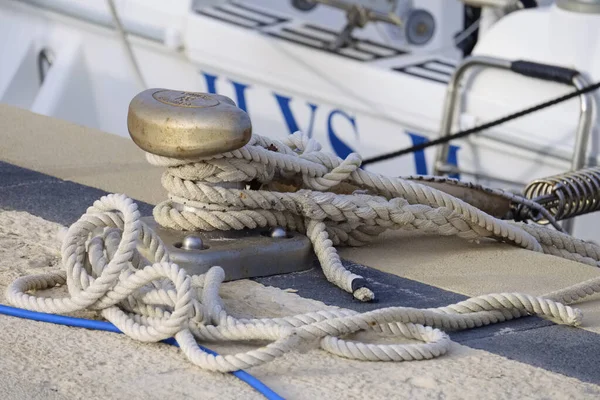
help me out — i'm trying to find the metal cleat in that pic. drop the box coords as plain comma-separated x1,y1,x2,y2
127,89,314,281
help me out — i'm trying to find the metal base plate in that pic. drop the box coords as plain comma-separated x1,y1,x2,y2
141,217,315,281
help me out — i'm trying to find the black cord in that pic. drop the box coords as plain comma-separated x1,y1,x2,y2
361,80,600,167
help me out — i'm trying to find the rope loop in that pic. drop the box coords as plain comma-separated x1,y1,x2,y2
6,131,600,373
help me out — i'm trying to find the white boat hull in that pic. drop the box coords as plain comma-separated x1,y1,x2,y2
2,0,600,241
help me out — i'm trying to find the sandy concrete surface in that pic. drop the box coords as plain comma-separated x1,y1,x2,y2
0,104,165,205
1,209,600,399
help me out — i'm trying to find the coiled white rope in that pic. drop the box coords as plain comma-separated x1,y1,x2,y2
6,131,600,372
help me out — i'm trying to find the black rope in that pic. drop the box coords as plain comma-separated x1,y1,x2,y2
361,80,600,166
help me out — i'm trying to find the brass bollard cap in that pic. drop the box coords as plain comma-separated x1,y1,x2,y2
127,89,252,158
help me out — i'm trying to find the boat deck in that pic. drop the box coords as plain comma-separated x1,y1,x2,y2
2,104,600,399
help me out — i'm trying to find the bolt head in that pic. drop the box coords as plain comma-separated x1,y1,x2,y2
181,235,204,250
127,89,252,158
270,227,288,238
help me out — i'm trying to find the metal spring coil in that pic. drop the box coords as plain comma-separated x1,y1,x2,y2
522,166,600,223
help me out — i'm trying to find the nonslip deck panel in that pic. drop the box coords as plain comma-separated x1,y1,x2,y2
1,160,600,384
0,161,154,224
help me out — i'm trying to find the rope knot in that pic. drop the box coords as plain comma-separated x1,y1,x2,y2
302,152,362,191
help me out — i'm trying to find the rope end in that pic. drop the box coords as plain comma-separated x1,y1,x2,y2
353,287,375,302
569,308,584,327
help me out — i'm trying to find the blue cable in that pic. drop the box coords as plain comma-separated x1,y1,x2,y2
0,304,284,400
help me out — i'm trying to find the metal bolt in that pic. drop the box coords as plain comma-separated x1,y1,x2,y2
270,227,288,238
127,89,252,158
181,235,204,251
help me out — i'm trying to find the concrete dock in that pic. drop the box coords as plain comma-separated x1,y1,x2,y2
1,104,600,399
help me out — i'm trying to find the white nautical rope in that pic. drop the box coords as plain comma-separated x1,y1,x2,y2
6,131,600,373
149,131,600,299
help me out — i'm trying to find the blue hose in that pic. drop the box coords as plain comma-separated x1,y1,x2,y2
0,304,284,400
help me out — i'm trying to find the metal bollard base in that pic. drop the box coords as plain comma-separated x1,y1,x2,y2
141,217,315,281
